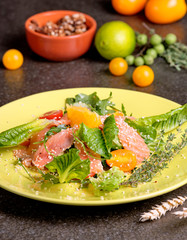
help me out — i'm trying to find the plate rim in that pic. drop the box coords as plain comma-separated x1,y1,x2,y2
0,87,186,206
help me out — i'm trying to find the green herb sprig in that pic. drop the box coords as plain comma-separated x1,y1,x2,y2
162,42,187,71
121,129,187,187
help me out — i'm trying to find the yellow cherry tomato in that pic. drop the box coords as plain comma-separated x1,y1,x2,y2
132,65,154,87
2,49,24,70
106,149,137,172
109,57,128,76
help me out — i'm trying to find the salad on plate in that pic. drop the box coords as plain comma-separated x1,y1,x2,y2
0,92,186,195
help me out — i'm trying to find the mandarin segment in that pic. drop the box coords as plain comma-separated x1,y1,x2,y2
66,105,102,128
106,149,137,172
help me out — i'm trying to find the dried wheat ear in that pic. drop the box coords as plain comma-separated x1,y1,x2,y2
139,196,187,222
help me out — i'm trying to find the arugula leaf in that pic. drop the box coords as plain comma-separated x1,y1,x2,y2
65,92,115,115
121,104,127,116
76,123,111,159
0,119,50,148
134,104,187,133
46,149,90,183
103,115,122,151
125,118,157,144
89,167,125,192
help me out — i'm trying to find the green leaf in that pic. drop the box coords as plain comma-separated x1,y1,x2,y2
121,104,127,116
90,167,125,192
0,119,50,148
125,118,157,144
103,115,122,151
134,104,187,133
65,92,115,115
46,149,90,183
76,123,111,159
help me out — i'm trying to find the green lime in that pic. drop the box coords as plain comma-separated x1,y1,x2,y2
143,55,154,65
154,44,165,55
95,21,136,60
146,48,157,59
134,57,144,66
125,55,135,65
150,34,162,46
165,33,177,45
136,34,148,46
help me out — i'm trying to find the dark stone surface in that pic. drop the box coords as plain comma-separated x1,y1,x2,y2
0,0,186,239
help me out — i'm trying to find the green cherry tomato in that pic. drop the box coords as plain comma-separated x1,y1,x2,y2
146,48,157,59
154,44,165,55
136,34,148,46
150,34,162,46
165,33,177,45
125,55,135,65
143,55,154,65
134,57,144,66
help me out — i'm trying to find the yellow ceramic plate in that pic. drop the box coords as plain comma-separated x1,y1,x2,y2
0,88,186,206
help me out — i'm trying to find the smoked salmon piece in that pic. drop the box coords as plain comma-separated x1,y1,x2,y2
32,128,74,169
74,141,103,177
115,116,150,164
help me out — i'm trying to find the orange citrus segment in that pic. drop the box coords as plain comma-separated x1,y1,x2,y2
66,105,102,128
106,149,137,172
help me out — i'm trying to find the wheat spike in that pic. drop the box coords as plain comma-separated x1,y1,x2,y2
140,196,187,222
172,208,187,219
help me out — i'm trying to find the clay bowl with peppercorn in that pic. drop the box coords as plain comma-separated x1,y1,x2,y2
25,10,97,61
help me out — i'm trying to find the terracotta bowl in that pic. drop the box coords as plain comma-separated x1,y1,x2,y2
25,10,97,61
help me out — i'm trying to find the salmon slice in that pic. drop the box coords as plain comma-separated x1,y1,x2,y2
32,128,74,169
115,116,150,164
74,141,103,177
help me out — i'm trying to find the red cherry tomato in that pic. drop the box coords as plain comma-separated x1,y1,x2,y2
39,110,63,120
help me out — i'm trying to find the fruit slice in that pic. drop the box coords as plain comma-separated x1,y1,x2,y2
66,105,102,128
115,116,150,164
106,149,137,172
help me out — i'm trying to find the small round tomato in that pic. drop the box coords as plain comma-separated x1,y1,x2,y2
109,57,128,76
112,0,147,15
2,49,24,70
106,149,137,172
132,65,154,87
39,110,63,120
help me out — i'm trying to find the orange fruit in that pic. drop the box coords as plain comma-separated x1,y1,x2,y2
66,105,102,128
111,0,147,15
145,0,187,24
132,65,154,87
106,149,137,172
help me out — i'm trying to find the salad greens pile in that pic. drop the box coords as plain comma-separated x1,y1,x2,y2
0,92,186,194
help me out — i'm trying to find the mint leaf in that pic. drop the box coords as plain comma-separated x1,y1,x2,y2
90,167,125,192
46,149,90,183
135,104,187,133
76,123,111,159
103,115,122,151
0,119,50,148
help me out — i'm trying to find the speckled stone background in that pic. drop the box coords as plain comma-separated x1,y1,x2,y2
0,0,187,239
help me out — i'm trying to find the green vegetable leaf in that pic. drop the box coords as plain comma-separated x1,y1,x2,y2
125,118,157,144
65,92,115,115
76,123,111,159
46,149,90,183
134,104,187,133
121,104,127,116
90,167,125,192
0,119,50,148
103,115,122,151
